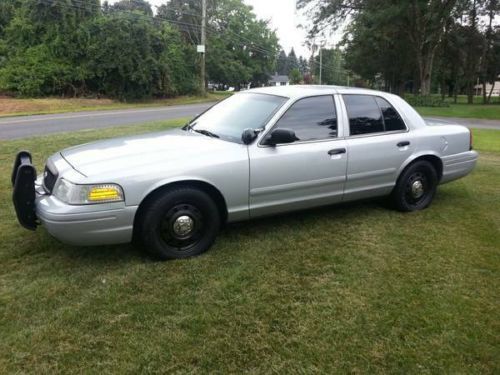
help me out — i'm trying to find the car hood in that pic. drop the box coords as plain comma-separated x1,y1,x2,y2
60,128,239,177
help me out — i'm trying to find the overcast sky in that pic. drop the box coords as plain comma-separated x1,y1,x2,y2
107,0,314,58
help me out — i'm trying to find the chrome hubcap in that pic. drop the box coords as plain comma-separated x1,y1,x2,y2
172,215,194,237
411,180,424,199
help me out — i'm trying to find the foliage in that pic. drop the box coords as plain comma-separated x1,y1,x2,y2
289,68,302,84
300,0,500,102
158,0,279,89
108,0,153,16
276,48,306,76
298,56,309,74
276,50,288,75
0,0,278,98
313,47,347,85
404,94,449,108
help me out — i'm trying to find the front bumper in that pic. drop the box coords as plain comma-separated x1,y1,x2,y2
12,151,137,246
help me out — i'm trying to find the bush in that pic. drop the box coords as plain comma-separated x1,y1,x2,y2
404,94,449,107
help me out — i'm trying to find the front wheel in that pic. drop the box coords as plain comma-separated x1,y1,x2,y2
391,160,438,212
138,187,220,260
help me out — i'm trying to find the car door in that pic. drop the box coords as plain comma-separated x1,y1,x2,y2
248,95,348,218
341,94,415,201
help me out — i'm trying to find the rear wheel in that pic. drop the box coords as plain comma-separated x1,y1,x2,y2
391,160,438,212
138,187,220,260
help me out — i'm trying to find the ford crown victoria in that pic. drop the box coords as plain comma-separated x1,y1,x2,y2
12,86,478,259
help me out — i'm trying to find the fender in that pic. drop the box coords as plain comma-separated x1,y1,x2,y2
396,150,443,180
141,175,224,203
139,176,249,222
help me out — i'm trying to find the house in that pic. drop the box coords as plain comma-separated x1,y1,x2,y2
474,81,500,96
268,74,289,87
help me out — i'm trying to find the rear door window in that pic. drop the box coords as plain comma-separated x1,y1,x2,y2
343,94,407,135
343,95,384,135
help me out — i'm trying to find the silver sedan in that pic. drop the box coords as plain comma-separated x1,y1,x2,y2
12,86,478,259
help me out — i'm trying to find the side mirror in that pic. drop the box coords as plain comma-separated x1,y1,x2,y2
264,128,297,146
241,128,258,145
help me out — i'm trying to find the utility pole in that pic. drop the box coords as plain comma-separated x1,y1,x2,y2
200,0,207,95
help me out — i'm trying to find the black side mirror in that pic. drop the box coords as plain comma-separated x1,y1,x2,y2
264,128,297,146
241,128,258,145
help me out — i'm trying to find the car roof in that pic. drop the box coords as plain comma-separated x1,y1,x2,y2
247,85,384,99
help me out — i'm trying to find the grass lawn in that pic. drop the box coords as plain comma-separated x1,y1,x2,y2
414,104,500,120
0,122,499,373
0,92,231,118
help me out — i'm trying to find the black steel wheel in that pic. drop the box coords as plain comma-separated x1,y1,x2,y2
391,160,438,212
138,187,220,260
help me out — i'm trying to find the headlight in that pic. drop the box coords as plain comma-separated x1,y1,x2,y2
53,179,124,205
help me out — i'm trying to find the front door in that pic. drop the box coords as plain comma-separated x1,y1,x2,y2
248,95,347,217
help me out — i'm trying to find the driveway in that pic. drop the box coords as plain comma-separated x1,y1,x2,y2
0,104,498,140
0,103,214,140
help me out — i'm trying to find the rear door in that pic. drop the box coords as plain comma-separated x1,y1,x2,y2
341,94,415,200
248,95,347,217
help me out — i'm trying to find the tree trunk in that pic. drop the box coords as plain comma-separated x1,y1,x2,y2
467,81,474,104
453,80,458,104
487,82,495,104
418,54,434,96
466,0,478,104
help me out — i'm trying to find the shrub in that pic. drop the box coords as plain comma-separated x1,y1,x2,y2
404,94,450,107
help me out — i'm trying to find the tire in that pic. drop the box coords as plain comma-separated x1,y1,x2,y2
138,187,221,260
391,160,438,212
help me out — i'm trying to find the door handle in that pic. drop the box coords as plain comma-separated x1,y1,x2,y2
397,141,410,147
328,148,346,155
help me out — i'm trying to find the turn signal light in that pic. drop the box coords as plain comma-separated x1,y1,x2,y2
88,185,123,202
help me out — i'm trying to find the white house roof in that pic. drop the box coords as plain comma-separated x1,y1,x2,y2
268,74,289,83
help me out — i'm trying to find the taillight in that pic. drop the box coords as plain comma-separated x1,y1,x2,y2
469,129,473,150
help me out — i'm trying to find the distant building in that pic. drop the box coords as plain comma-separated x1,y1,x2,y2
474,81,500,96
268,74,289,87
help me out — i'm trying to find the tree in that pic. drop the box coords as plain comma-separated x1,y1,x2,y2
479,0,499,103
313,47,348,86
298,56,309,74
298,0,465,95
276,49,288,75
289,68,302,84
160,0,279,89
0,0,101,96
0,0,198,98
109,0,153,16
341,1,415,93
287,48,299,74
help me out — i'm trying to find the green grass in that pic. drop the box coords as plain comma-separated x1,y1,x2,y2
414,104,500,120
437,94,499,105
0,92,231,118
0,122,499,373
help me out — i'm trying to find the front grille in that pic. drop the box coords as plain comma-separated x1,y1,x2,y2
43,166,57,193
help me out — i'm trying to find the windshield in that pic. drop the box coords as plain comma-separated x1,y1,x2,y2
186,93,288,143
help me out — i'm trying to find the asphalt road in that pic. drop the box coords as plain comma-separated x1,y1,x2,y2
0,102,214,140
0,104,499,140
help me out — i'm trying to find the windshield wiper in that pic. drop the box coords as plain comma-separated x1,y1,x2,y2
193,129,220,139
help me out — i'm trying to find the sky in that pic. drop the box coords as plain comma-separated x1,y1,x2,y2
107,0,314,58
